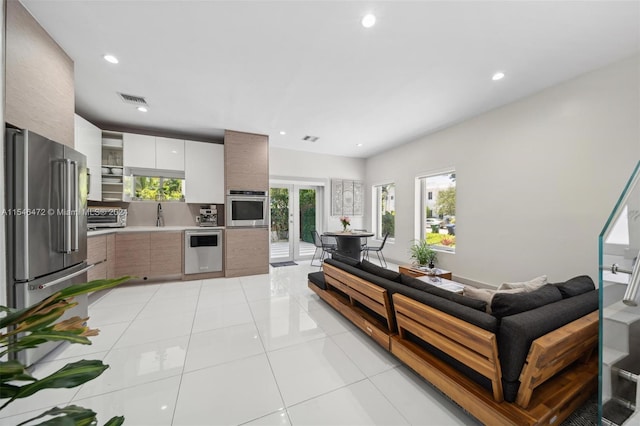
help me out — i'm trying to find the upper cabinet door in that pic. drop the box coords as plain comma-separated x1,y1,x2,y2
185,141,224,203
156,137,185,171
123,133,155,169
224,130,268,192
74,114,102,201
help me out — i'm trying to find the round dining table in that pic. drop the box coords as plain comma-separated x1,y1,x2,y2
323,231,374,260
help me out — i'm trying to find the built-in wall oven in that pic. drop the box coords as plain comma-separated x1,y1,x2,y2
226,190,268,228
184,229,223,274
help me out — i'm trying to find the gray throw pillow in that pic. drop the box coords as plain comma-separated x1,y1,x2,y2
491,285,563,319
552,275,595,298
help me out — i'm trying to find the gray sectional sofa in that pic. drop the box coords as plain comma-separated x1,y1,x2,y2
308,256,598,426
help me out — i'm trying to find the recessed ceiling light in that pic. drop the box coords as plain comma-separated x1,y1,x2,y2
137,106,148,112
103,54,119,64
361,13,376,28
492,72,505,81
356,143,363,147
279,131,286,135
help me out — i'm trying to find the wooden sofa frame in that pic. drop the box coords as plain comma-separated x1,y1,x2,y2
308,263,599,426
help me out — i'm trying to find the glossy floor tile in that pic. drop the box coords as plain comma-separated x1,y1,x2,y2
1,260,480,425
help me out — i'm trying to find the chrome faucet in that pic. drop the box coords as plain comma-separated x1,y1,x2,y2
156,203,164,227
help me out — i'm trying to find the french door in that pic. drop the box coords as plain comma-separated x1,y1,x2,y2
269,184,321,262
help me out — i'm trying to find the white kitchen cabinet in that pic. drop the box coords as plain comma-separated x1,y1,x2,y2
124,133,184,171
185,140,224,203
123,133,155,169
74,114,102,201
156,137,184,171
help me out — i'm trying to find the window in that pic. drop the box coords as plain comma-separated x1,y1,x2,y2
133,175,185,201
373,183,395,240
419,171,456,251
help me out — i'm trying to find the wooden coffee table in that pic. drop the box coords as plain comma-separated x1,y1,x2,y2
399,264,452,280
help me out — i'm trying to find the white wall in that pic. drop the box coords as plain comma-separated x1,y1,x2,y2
269,147,366,231
365,55,640,287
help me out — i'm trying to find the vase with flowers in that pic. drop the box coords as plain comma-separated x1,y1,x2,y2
339,216,351,232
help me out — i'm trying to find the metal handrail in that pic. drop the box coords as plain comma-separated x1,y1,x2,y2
623,258,640,306
601,264,634,275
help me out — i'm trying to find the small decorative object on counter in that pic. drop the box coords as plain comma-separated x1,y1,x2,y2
340,216,351,232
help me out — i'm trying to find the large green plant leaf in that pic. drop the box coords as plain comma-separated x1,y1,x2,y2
0,360,36,384
16,331,92,347
16,405,97,426
0,360,108,408
0,277,131,330
57,277,131,299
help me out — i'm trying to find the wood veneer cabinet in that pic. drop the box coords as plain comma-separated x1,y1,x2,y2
225,228,269,277
224,130,269,192
106,234,116,279
114,233,150,279
6,1,74,147
87,235,108,281
114,231,182,280
149,232,183,277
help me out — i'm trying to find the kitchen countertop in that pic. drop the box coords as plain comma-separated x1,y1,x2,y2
88,225,225,236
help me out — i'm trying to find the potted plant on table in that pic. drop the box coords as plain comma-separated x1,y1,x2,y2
0,277,130,425
410,239,437,269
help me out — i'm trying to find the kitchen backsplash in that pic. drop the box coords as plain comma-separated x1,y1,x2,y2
88,201,224,227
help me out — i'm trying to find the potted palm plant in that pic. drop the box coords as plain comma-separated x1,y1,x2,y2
410,239,437,268
1,277,130,425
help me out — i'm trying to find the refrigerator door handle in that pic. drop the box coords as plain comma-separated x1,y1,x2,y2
70,160,79,252
32,264,94,291
63,159,72,254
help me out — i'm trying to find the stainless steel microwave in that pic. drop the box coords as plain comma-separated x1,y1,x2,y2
226,190,268,228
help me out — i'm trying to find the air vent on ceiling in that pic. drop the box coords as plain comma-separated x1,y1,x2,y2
118,92,148,106
302,135,319,142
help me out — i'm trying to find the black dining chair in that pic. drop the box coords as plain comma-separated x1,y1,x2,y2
352,229,368,250
362,232,389,268
311,230,337,267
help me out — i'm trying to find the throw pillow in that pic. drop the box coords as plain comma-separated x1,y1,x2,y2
360,259,401,282
491,285,563,319
497,275,548,292
553,275,595,298
463,286,526,313
400,274,488,311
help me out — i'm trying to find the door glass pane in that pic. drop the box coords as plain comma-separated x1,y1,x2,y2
270,187,290,260
299,188,317,258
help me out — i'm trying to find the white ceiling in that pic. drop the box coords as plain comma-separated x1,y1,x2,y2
21,0,640,158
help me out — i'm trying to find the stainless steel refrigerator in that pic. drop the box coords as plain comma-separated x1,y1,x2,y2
5,128,91,365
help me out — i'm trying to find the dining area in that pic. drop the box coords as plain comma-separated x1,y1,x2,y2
311,230,389,267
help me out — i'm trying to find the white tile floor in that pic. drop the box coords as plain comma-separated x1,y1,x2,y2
1,261,480,426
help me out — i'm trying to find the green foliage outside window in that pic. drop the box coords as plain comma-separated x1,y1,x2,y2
435,186,456,216
135,176,184,201
382,211,395,238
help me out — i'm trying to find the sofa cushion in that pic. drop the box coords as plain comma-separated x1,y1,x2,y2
491,285,562,319
498,290,598,402
325,258,406,295
330,252,362,268
463,286,527,313
400,274,487,312
497,275,547,292
361,259,401,282
307,271,326,290
553,275,595,298
392,288,498,333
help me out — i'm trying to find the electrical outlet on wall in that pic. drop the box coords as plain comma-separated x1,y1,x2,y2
195,216,200,223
